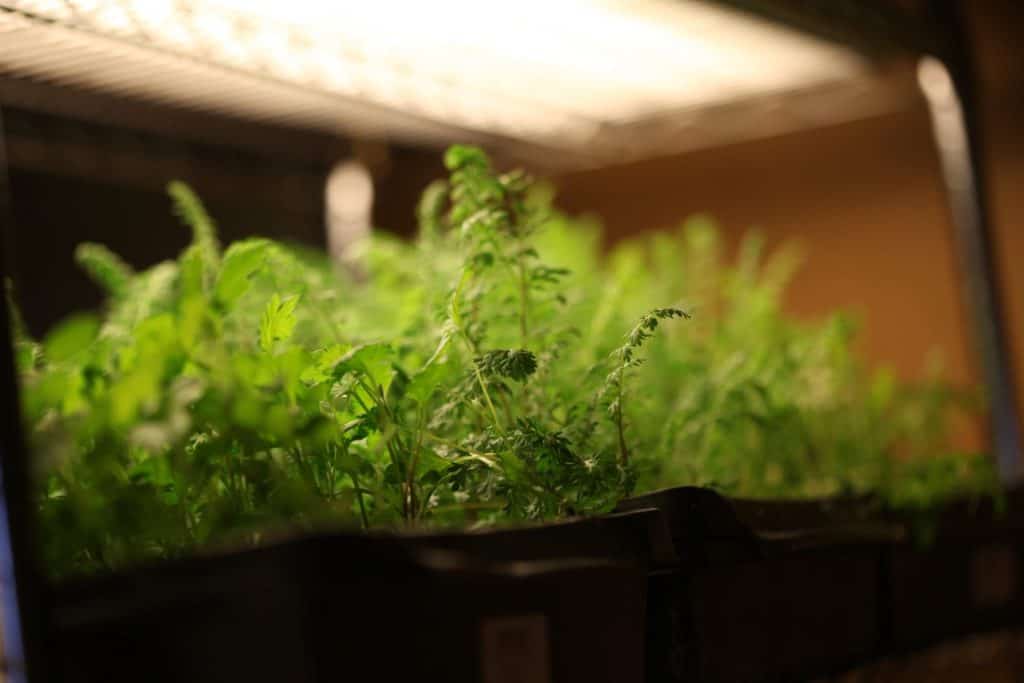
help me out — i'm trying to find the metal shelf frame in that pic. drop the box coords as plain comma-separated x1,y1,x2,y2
921,0,1022,482
707,0,1023,483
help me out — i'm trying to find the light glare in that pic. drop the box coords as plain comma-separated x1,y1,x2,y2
1,0,867,147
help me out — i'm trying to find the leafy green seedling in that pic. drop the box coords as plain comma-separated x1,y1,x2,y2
12,145,995,578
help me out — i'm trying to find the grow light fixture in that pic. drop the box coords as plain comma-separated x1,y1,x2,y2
0,0,871,162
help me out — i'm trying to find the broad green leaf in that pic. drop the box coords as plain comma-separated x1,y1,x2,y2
259,294,299,352
444,144,488,171
213,239,271,309
300,344,351,385
43,313,99,363
276,346,312,405
231,353,277,389
297,415,335,450
61,368,87,415
231,394,264,430
23,369,70,419
264,404,295,440
335,448,364,474
406,361,450,403
109,366,161,426
133,314,180,360
178,296,207,351
334,343,396,393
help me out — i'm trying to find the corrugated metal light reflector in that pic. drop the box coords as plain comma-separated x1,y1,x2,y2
0,0,883,166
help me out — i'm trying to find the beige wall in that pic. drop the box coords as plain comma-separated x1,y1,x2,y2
555,106,971,380
553,102,1023,452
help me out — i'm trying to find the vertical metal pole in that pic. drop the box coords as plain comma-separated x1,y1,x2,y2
920,2,1022,483
0,105,46,682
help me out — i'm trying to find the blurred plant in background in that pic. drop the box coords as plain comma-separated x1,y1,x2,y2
544,211,998,503
9,146,997,578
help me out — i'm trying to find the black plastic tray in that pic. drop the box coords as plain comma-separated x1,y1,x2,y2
48,526,650,683
620,487,897,681
881,487,1024,654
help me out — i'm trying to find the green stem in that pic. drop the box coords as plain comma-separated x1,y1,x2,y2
404,406,427,522
448,262,502,432
517,245,529,346
291,445,322,497
496,390,515,426
615,362,629,466
514,228,531,419
348,456,370,530
418,470,454,519
471,356,503,432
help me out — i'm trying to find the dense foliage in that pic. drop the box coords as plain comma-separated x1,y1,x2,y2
11,146,997,577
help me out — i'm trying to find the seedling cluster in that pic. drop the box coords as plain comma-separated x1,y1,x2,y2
10,146,996,577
